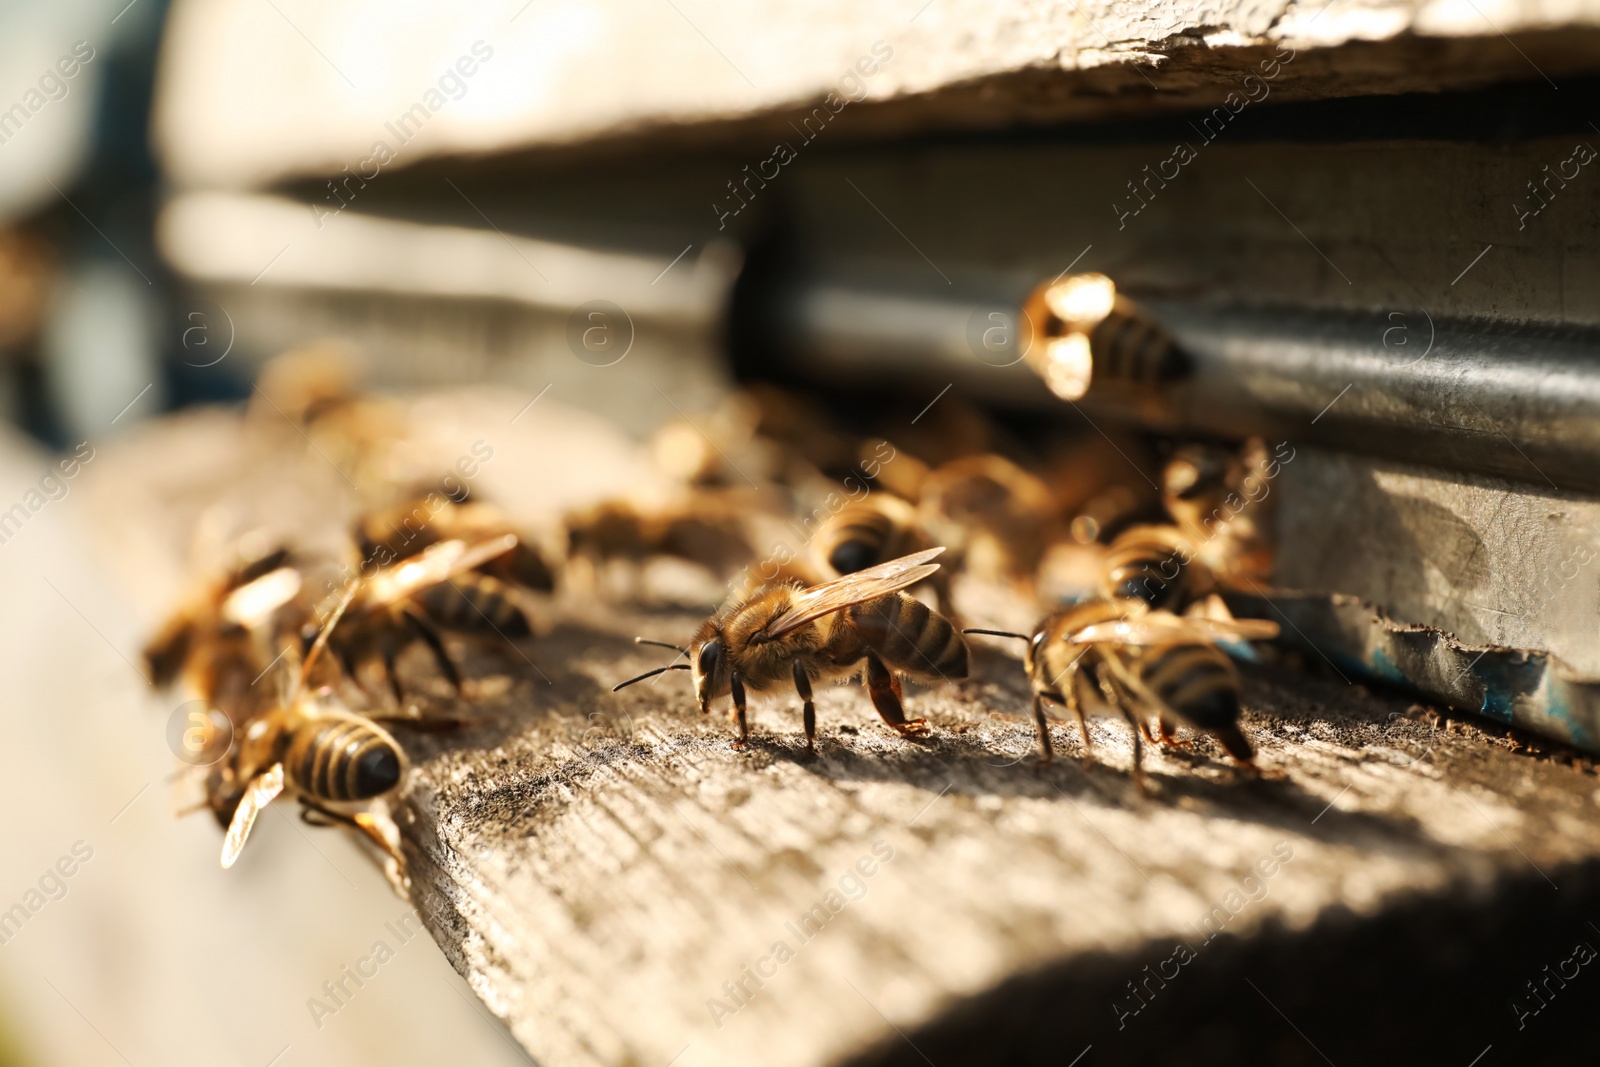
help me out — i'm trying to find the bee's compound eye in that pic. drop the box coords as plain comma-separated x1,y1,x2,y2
354,746,401,797
697,641,722,676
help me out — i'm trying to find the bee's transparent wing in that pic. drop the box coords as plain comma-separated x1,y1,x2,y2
363,534,518,609
220,763,285,869
758,547,943,640
1070,612,1279,647
220,566,302,628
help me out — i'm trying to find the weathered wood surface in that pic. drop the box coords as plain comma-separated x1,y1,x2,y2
154,0,1600,188
76,391,1600,1067
403,627,1600,1067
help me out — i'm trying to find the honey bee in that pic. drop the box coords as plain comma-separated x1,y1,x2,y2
648,385,863,495
320,534,527,703
355,494,551,645
1020,273,1188,402
613,548,967,749
967,600,1277,783
813,495,956,621
1099,523,1214,613
1161,438,1281,585
212,588,409,871
249,343,404,493
357,495,555,592
144,544,307,730
564,496,758,582
917,454,1060,582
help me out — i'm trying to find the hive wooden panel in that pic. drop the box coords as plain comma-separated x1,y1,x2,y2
152,0,1600,189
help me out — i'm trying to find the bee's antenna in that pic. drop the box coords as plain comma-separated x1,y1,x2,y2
634,637,689,656
296,581,359,699
612,664,691,691
963,628,1030,640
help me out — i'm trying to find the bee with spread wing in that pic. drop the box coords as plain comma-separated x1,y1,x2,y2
321,533,523,702
212,585,405,870
614,548,968,749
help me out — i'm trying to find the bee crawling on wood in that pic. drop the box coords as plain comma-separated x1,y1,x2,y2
356,495,556,599
318,533,527,704
212,585,416,877
966,599,1278,786
1093,437,1286,615
562,495,760,590
614,548,968,749
144,542,309,733
1160,437,1281,587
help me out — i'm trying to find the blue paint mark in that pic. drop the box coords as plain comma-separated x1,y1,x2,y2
1474,653,1545,726
1526,676,1592,748
1478,686,1515,724
1369,648,1409,685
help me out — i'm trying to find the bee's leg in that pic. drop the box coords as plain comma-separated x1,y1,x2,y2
353,810,413,898
1157,715,1191,749
402,608,463,695
1031,693,1058,761
730,671,750,747
1109,671,1159,743
299,801,341,828
379,630,406,706
792,661,817,751
1095,668,1146,793
864,652,929,737
1122,706,1148,793
298,799,410,893
1135,708,1159,743
332,642,360,688
1095,651,1163,744
1071,670,1099,766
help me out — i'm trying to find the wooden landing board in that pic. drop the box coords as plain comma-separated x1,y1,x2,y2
72,390,1600,1066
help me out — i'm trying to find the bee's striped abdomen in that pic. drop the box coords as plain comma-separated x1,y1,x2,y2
418,574,531,636
288,716,403,802
848,593,968,679
1090,306,1188,386
819,498,919,577
1103,531,1193,611
822,505,896,575
1138,643,1251,759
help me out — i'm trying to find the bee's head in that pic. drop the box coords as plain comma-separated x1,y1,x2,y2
692,637,730,714
1023,628,1048,674
1163,446,1229,504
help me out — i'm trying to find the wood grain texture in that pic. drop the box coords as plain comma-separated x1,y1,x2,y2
396,626,1600,1066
